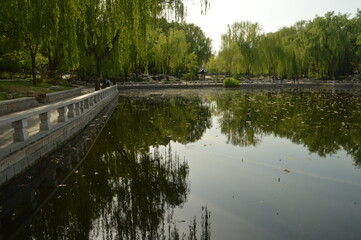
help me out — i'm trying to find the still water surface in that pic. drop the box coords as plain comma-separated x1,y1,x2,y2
17,89,361,239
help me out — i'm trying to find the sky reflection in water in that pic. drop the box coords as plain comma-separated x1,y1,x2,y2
16,89,361,240
163,89,361,240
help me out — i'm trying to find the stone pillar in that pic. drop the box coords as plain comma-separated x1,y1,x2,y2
74,102,80,116
84,99,90,110
57,106,67,122
89,97,94,107
67,104,75,118
12,119,29,142
39,111,52,130
79,101,84,113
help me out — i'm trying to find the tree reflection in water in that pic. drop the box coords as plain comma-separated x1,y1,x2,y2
17,94,213,240
16,89,361,239
214,89,361,165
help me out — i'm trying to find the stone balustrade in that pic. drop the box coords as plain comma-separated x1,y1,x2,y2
0,87,117,161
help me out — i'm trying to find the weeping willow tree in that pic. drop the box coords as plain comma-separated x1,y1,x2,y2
211,11,361,80
0,0,210,83
75,0,211,79
0,0,61,85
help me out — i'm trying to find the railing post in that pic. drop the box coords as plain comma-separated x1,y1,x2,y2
89,97,94,107
57,106,67,122
12,119,29,142
74,102,80,116
67,104,75,118
39,111,52,130
79,101,84,113
84,99,89,109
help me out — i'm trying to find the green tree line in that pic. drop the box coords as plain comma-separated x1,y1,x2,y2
208,11,361,80
0,0,211,85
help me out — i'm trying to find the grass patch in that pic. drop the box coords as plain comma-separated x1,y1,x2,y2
0,79,74,101
0,92,7,101
223,77,240,87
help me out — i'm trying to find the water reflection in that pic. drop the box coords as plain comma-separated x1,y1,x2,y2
10,88,361,239
214,90,361,164
15,94,213,240
113,95,212,148
0,102,116,240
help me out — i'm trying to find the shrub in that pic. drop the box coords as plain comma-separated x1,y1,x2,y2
182,72,198,81
223,77,240,87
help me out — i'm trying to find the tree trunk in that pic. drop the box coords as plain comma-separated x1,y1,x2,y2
47,55,58,78
96,56,102,78
31,52,37,86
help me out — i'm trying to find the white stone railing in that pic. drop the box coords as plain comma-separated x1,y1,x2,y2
0,86,118,155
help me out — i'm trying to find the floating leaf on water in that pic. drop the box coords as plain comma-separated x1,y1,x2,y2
283,169,290,173
287,157,293,160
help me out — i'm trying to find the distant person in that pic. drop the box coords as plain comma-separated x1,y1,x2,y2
95,80,100,91
106,79,111,87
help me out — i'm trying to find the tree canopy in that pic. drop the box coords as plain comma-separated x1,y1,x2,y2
0,0,211,85
209,11,361,79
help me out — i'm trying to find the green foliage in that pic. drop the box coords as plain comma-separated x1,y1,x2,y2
223,77,240,87
154,29,188,76
212,11,361,79
0,0,210,83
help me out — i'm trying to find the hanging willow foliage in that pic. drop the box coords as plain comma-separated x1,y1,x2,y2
0,0,210,83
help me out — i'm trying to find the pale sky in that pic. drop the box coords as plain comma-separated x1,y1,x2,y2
185,0,360,52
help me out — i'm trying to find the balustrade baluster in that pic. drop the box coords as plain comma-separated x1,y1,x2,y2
67,104,75,118
79,101,84,113
84,99,90,109
39,112,51,130
57,107,67,122
12,119,29,142
74,102,80,116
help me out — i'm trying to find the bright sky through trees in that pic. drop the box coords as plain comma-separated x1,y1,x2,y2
186,0,360,52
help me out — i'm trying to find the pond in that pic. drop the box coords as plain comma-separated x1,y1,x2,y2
15,88,361,240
